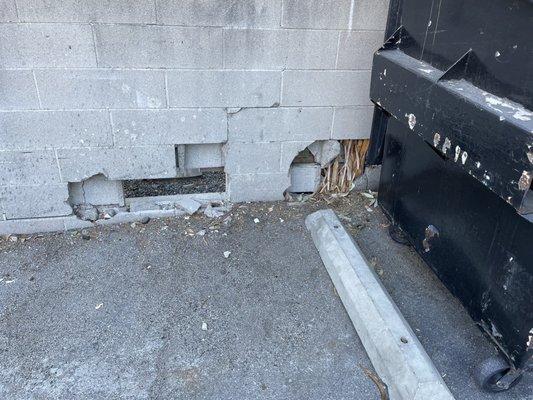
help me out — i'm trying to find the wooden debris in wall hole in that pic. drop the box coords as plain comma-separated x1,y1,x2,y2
319,139,370,195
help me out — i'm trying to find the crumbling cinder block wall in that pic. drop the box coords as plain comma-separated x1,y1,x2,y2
0,0,388,226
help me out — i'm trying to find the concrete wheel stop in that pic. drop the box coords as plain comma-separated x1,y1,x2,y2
306,209,455,400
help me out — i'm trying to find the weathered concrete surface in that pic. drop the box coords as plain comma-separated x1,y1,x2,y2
1,196,531,399
0,201,378,400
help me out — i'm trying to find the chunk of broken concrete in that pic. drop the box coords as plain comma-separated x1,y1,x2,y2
74,204,99,222
308,140,341,168
175,198,202,215
204,204,228,218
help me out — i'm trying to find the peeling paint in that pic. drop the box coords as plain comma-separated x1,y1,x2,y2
406,113,416,130
483,93,532,121
433,132,441,147
442,137,451,155
517,170,532,191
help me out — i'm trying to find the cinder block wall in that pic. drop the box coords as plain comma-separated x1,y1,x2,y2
0,0,389,223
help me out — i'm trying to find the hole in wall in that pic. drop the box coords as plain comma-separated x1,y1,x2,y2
123,169,226,198
288,148,322,194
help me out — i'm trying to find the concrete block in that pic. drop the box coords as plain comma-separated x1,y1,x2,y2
0,216,65,235
95,25,222,69
0,111,111,150
156,0,281,28
225,142,280,174
282,70,372,107
306,209,454,400
68,175,124,206
288,164,321,193
228,173,290,202
167,71,280,108
337,31,384,70
0,70,40,110
57,146,176,182
0,150,61,186
0,0,17,22
36,69,166,109
332,106,374,139
352,0,390,30
0,185,71,219
17,0,156,23
0,23,96,68
280,141,313,172
185,144,224,169
282,0,353,29
224,29,337,70
112,109,226,146
228,107,332,143
175,198,202,215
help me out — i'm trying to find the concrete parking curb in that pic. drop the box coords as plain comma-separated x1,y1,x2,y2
306,209,455,400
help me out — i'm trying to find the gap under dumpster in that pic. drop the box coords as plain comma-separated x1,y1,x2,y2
368,0,532,392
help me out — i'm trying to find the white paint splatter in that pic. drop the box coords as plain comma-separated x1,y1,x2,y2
454,145,461,162
442,137,451,154
495,51,501,58
475,161,481,168
433,132,441,147
406,113,416,130
461,151,468,165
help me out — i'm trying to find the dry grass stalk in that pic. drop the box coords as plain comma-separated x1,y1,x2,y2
319,139,370,194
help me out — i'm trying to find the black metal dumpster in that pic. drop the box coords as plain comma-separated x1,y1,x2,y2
368,0,532,392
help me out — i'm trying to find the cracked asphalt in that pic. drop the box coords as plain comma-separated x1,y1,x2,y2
0,194,531,399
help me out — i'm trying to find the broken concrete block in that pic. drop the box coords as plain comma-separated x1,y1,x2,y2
280,141,314,173
175,198,201,215
69,175,125,206
289,164,321,193
74,204,99,222
308,140,341,168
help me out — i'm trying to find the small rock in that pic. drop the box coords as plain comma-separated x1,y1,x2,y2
223,251,231,258
254,218,260,224
201,322,208,331
81,229,91,240
196,229,206,236
140,216,151,224
8,235,18,242
176,198,202,215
